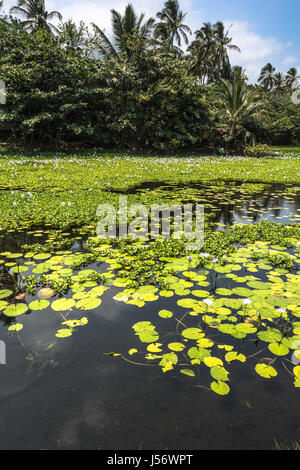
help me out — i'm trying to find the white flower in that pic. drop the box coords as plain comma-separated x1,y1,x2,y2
212,257,219,263
61,202,66,206
276,308,286,314
199,252,210,258
13,201,17,206
203,298,214,306
242,299,252,305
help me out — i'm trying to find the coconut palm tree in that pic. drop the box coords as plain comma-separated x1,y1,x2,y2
188,21,240,83
10,0,62,34
92,3,155,61
213,22,241,79
188,22,216,83
285,67,300,91
273,72,286,94
154,0,191,56
258,63,276,91
214,68,269,152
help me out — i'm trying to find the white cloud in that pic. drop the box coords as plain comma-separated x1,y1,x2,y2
3,0,298,83
224,20,284,82
282,55,297,66
55,0,163,31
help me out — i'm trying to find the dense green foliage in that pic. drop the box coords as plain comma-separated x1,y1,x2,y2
0,0,299,150
0,150,299,231
0,20,209,150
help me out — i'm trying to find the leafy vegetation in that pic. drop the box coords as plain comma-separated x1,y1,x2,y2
0,0,298,152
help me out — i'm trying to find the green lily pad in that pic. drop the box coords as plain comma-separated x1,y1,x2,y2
210,381,230,396
3,303,28,317
28,300,50,311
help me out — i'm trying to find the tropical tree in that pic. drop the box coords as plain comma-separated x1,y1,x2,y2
273,72,287,94
10,0,62,34
57,20,90,55
188,22,215,83
213,22,240,79
188,21,240,84
285,67,300,91
213,68,269,151
91,3,155,62
258,63,276,91
154,0,191,56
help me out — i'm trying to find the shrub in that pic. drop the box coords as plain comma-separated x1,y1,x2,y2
244,144,273,157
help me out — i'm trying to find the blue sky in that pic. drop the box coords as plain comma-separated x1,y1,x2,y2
3,0,300,81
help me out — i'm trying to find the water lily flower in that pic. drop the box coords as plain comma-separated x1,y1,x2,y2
212,257,219,263
199,252,210,258
203,298,214,306
242,299,252,305
276,308,286,314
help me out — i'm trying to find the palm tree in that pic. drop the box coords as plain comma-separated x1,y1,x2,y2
57,20,89,54
92,3,155,61
258,63,276,91
188,21,240,83
213,22,240,79
273,72,286,94
154,0,191,56
10,0,62,34
188,22,215,83
214,69,269,152
285,67,300,91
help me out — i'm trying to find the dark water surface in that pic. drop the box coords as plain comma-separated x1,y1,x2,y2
0,182,299,450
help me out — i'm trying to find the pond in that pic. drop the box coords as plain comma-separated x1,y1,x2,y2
0,181,299,450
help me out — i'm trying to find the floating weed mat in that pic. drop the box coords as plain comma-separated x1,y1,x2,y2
0,222,300,396
128,182,300,226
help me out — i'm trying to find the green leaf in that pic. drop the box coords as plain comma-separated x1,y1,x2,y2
3,303,28,317
8,323,23,332
210,381,230,396
55,328,73,338
0,289,13,299
180,369,195,377
168,342,185,352
76,297,102,310
51,298,76,311
28,299,50,311
210,366,229,382
268,342,289,356
182,328,203,340
255,363,277,378
158,309,173,318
